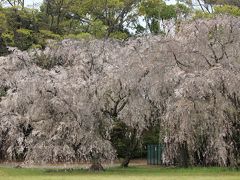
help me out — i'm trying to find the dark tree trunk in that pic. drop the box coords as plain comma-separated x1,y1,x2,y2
121,128,139,168
50,15,54,30
89,156,104,171
121,155,131,168
89,162,104,171
178,141,189,167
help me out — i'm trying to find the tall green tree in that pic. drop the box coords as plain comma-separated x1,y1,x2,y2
41,0,74,33
1,0,25,9
139,0,189,34
0,7,9,55
71,0,141,38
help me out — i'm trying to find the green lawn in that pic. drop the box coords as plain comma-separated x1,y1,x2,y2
0,165,239,180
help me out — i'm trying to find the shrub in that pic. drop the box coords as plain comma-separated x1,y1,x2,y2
0,36,9,56
39,30,62,40
14,28,35,51
33,50,66,70
194,5,240,20
109,31,129,40
0,86,9,101
30,44,42,49
64,33,92,40
0,12,7,32
89,20,108,39
2,32,14,46
214,5,240,17
31,30,62,49
194,10,214,19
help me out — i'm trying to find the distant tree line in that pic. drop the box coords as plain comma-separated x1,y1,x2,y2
0,0,240,56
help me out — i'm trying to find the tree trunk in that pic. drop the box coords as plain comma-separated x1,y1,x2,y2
50,15,54,31
121,155,131,168
120,127,139,168
179,141,189,167
89,162,104,171
89,157,104,171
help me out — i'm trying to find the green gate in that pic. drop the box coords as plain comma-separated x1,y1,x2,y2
147,144,163,165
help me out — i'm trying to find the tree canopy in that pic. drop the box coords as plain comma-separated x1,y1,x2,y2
0,15,240,168
0,0,240,169
0,0,240,54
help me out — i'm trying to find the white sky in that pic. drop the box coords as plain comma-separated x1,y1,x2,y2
25,0,43,8
24,0,176,7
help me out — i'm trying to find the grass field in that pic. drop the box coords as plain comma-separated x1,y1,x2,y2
0,165,239,180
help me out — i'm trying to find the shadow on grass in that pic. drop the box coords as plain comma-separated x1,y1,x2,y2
0,165,239,177
42,166,240,177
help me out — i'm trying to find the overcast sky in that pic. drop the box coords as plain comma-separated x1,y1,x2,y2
24,0,176,7
25,0,43,8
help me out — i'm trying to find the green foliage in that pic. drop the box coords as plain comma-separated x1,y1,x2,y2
65,33,92,40
109,31,129,40
0,8,46,51
89,20,108,39
30,30,62,49
15,28,35,50
139,0,166,19
16,28,32,36
71,0,138,38
135,24,145,35
39,30,62,40
0,11,8,55
214,5,240,16
110,122,131,158
160,5,177,19
0,86,9,100
142,127,160,146
140,0,186,20
193,10,214,19
30,44,43,49
0,41,8,56
110,121,160,159
175,3,191,17
2,32,14,46
0,11,7,32
139,0,187,34
33,50,67,70
0,0,239,55
149,19,161,34
38,30,62,47
194,5,240,19
5,8,37,31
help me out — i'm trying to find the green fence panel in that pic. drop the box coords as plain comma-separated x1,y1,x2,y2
147,144,163,165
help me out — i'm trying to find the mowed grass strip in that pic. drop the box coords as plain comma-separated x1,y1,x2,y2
0,165,239,180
